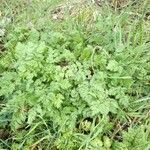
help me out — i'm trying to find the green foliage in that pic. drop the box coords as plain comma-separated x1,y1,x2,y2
112,125,150,150
0,0,150,149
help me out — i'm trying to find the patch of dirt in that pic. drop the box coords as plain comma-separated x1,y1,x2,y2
0,129,10,140
51,1,97,21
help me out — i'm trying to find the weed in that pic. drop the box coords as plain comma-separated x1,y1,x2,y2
0,0,150,149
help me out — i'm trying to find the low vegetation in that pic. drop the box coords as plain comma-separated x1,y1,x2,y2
0,0,150,149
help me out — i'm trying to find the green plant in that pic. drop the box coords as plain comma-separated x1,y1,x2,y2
0,0,150,149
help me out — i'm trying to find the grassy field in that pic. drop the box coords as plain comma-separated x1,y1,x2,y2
0,0,150,149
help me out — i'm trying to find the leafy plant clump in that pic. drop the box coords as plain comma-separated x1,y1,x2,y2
0,1,150,150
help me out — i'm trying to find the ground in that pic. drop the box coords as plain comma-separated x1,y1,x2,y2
0,0,150,150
